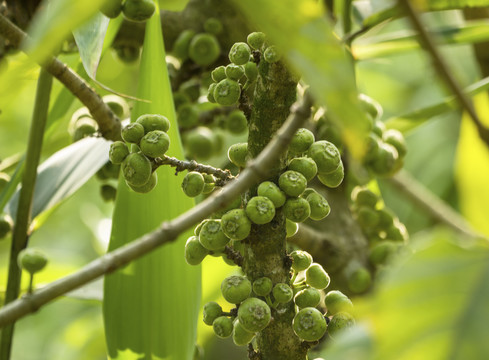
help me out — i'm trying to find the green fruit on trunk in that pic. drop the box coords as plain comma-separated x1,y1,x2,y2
127,171,158,194
252,277,273,297
225,110,247,134
272,283,293,304
221,275,252,304
288,157,317,182
213,316,233,338
306,192,330,221
290,250,312,272
238,297,271,332
257,181,286,208
122,0,155,22
233,319,255,346
136,114,170,133
221,209,251,241
214,78,241,106
307,140,341,174
122,122,145,144
279,170,307,197
122,152,152,187
294,287,321,309
247,32,265,50
203,301,222,326
245,196,276,224
140,130,170,158
198,219,230,251
225,64,245,81
289,128,315,154
347,267,371,293
324,290,353,315
283,197,310,223
182,172,205,198
328,312,355,338
185,235,209,265
228,142,248,168
229,42,251,65
317,161,344,188
263,45,281,63
211,66,226,82
292,307,327,342
306,263,330,290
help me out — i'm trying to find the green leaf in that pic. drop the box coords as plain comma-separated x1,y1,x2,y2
230,0,370,159
317,324,373,360
158,0,190,11
103,3,200,360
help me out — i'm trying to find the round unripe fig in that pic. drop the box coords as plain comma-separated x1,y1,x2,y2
182,172,205,198
301,188,317,199
257,181,286,208
109,141,129,164
252,277,273,296
238,297,271,332
214,79,241,106
294,287,321,309
272,283,293,304
122,123,145,144
202,174,216,195
385,222,408,242
306,192,331,221
233,319,255,346
198,219,230,251
225,64,245,81
228,142,248,168
136,114,170,133
213,316,233,338
283,197,311,223
203,301,222,326
317,161,344,188
140,130,170,158
221,209,251,241
288,157,318,182
263,45,281,63
101,0,122,18
279,171,307,197
308,141,341,174
383,129,407,157
172,30,196,60
189,33,220,66
358,93,382,122
229,42,251,65
18,248,48,274
324,290,353,315
185,235,209,265
221,275,252,304
211,66,226,83
290,128,315,154
356,205,380,230
122,0,155,22
177,104,199,129
368,241,398,266
292,307,327,342
122,152,152,186
306,263,330,290
0,213,13,239
245,196,276,225
185,127,215,160
369,142,399,175
100,184,117,202
376,207,395,230
286,219,299,238
328,312,355,338
127,171,158,193
244,62,258,82
347,267,372,293
225,110,247,134
204,17,223,35
247,32,265,50
290,250,313,272
207,83,217,103
352,187,378,208
363,133,381,162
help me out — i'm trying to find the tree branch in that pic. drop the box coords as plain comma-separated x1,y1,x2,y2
0,93,313,328
0,13,121,141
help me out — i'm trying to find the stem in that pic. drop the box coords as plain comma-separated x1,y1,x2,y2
0,68,52,360
0,94,312,329
154,155,234,182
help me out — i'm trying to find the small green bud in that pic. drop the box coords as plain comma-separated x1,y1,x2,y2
290,128,315,154
294,287,321,309
122,153,152,187
369,142,399,176
100,0,122,18
257,181,286,208
288,157,318,182
122,0,155,22
225,64,245,81
221,275,252,304
324,290,353,315
306,263,330,290
292,307,327,342
283,197,311,223
263,45,281,63
18,248,48,274
122,123,145,144
189,33,221,66
272,283,293,304
328,312,355,339
211,66,226,83
306,192,331,221
247,32,265,50
185,236,209,265
317,161,344,188
252,277,273,296
225,110,247,134
229,42,251,65
199,219,230,251
185,127,215,160
177,104,199,129
100,184,117,202
228,143,248,168
173,30,196,60
204,17,223,35
214,78,241,106
347,267,371,293
286,219,299,238
0,213,13,239
109,141,129,165
352,187,378,208
245,196,276,225
308,141,341,174
279,171,307,197
383,129,407,157
203,301,222,325
140,130,170,158
213,316,233,338
244,61,258,82
136,114,170,133
290,250,313,272
182,172,205,198
127,171,158,194
238,297,271,332
221,209,251,241
233,319,255,346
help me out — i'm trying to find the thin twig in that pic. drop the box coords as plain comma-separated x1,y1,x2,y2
399,0,489,147
0,93,313,328
0,13,121,141
155,155,234,182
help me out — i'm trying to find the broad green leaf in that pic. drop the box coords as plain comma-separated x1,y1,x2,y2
231,0,370,159
317,324,373,360
103,3,200,360
158,0,190,11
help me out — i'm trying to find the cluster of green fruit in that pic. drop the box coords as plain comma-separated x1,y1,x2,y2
109,114,172,193
101,0,155,22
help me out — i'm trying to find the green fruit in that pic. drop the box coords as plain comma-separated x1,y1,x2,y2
301,188,317,199
0,172,11,193
185,127,215,160
253,277,273,296
213,316,233,338
288,157,317,182
198,219,230,251
279,170,307,197
122,0,155,22
233,319,255,346
244,61,258,82
185,235,209,265
289,128,315,154
214,78,241,106
247,32,265,50
225,110,247,134
228,142,248,168
17,248,48,274
283,197,311,223
305,263,330,290
383,129,407,157
211,66,226,82
225,64,245,81
363,133,381,163
386,222,408,242
358,93,382,122
324,290,353,315
173,30,196,60
306,192,331,221
328,312,355,338
229,42,251,65
368,241,398,266
238,297,271,332
182,172,205,198
257,181,286,208
177,104,199,129
203,301,222,325
103,95,129,118
272,283,293,304
0,213,13,239
194,219,209,236
100,184,117,202
204,17,223,35
136,114,170,133
286,219,299,238
221,275,252,304
308,140,341,174
245,196,276,225
356,205,380,231
352,187,378,208
140,130,170,158
376,207,395,230
347,267,372,293
317,161,344,188
127,171,158,193
369,142,399,176
189,33,221,66
122,153,152,186
290,250,313,272
202,174,216,195
263,45,281,63
100,0,122,18
72,123,96,142
221,209,251,241
292,307,327,342
294,287,321,309
207,83,217,103
122,122,145,144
